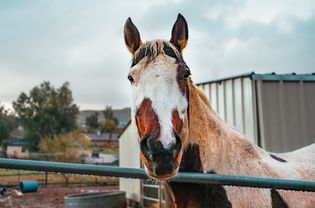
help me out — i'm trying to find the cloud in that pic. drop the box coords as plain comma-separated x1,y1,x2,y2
223,0,315,28
0,0,315,110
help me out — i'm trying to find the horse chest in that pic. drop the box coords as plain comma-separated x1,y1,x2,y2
168,182,232,208
167,143,232,207
168,184,291,208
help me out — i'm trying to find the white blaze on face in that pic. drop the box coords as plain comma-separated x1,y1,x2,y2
129,54,188,148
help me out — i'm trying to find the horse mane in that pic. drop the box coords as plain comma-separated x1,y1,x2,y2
131,40,182,67
189,80,211,108
186,81,267,169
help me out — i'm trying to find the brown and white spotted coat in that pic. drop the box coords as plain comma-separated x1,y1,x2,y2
164,81,315,207
124,14,315,208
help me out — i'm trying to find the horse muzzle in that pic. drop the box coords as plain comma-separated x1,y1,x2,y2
140,133,183,180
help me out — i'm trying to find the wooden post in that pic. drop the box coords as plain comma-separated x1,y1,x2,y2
45,172,48,187
159,182,163,208
18,170,20,184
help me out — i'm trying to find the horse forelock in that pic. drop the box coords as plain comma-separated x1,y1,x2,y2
131,40,182,67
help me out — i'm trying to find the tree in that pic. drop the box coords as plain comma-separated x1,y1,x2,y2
39,132,92,185
0,103,17,143
98,119,117,133
85,112,99,129
39,132,91,162
103,106,118,125
13,81,79,150
0,120,10,143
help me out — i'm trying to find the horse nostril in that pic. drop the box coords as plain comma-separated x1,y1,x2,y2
146,136,154,151
171,133,182,157
141,134,182,163
140,135,162,153
140,135,149,152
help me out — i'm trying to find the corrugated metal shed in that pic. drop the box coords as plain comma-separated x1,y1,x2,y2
197,72,315,152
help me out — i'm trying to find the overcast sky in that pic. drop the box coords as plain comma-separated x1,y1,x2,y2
1,0,315,110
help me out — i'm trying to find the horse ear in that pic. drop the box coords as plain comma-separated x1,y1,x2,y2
170,13,188,52
124,17,142,55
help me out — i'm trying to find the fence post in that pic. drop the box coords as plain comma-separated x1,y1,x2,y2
18,170,20,184
95,176,98,186
159,182,163,208
45,172,48,187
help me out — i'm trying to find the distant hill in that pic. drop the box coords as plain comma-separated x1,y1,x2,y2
78,107,131,128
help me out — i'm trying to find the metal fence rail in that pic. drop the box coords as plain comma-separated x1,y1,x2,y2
0,158,314,192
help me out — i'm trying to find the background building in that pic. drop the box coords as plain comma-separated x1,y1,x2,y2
198,72,315,152
83,133,119,147
118,120,142,206
3,138,29,159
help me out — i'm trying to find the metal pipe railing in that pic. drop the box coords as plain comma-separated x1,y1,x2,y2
0,158,314,192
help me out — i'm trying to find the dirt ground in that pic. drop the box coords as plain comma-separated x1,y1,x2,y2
0,185,118,208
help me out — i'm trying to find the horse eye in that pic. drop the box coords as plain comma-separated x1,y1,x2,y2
128,75,134,83
184,70,191,79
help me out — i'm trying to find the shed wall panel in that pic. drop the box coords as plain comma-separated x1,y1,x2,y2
203,84,210,100
257,81,315,152
197,77,257,144
210,83,218,112
304,83,315,145
218,83,226,120
233,78,245,133
243,78,256,143
225,80,235,126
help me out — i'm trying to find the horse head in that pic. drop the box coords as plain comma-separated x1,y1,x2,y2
124,14,191,180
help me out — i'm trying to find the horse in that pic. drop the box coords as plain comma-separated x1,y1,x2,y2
123,13,315,208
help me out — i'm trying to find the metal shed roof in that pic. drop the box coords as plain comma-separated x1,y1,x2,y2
197,72,315,85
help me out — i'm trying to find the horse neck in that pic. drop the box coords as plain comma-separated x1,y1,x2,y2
184,82,262,174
